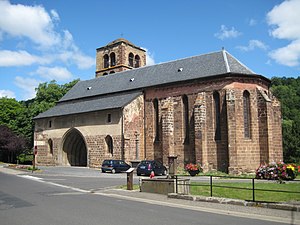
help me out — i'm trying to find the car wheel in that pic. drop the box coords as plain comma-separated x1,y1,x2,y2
111,169,116,174
137,172,141,176
102,170,106,173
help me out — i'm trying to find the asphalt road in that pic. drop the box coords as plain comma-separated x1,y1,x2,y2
0,167,297,225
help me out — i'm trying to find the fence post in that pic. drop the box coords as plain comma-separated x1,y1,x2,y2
175,175,178,194
210,176,213,197
252,178,255,202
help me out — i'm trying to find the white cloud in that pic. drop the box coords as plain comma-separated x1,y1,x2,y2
214,25,242,40
269,39,300,67
0,0,60,48
141,47,155,66
237,40,268,52
34,66,73,81
0,89,16,98
0,50,49,66
267,0,300,66
14,76,41,100
0,1,94,70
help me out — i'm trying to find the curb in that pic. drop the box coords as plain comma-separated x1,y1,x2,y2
168,193,300,212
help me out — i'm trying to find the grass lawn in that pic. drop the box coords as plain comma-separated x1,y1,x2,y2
190,181,300,202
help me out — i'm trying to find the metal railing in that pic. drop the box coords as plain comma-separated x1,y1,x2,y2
175,175,300,203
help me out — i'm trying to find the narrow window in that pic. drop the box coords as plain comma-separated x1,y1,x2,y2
107,113,112,123
110,52,116,66
182,95,189,143
243,91,251,138
213,91,221,140
48,139,53,155
103,54,109,68
134,55,140,68
128,53,134,67
49,120,52,128
153,99,159,142
105,135,113,155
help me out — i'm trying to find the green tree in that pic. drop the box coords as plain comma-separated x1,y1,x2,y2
271,76,300,163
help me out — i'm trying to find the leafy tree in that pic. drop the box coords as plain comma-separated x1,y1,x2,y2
271,77,300,163
0,125,27,163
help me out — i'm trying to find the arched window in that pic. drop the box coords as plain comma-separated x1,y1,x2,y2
110,52,116,66
103,72,108,76
48,139,53,155
213,91,221,140
109,71,115,74
103,54,109,68
182,95,189,143
243,91,251,138
128,53,134,67
105,135,113,155
153,99,159,142
134,55,140,68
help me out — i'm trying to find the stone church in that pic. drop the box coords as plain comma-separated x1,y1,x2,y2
34,38,283,174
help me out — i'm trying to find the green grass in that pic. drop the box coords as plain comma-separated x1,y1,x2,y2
190,181,300,202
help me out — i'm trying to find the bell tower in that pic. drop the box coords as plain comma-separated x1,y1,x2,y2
95,38,146,77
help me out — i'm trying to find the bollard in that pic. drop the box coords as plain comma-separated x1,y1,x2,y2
126,168,135,190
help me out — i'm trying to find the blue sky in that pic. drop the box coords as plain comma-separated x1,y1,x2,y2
0,0,300,100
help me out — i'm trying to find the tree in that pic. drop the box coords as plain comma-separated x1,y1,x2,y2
271,76,300,163
0,125,27,163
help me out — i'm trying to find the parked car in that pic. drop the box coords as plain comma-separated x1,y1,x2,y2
136,160,167,176
101,160,131,173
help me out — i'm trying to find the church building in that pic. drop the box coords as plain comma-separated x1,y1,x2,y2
34,38,283,174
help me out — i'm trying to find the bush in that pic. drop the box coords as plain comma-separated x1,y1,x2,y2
256,162,300,181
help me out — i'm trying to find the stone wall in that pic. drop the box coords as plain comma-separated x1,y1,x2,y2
144,76,282,174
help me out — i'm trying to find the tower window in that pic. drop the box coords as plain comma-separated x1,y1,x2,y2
213,91,221,140
134,55,140,68
110,52,116,66
105,135,113,155
243,91,251,139
128,53,134,67
104,54,109,68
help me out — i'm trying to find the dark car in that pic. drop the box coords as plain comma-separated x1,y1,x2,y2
136,160,167,176
101,160,131,173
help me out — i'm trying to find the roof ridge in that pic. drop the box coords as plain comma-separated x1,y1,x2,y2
222,49,230,73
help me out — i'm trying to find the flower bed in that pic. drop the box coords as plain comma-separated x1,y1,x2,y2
256,162,300,181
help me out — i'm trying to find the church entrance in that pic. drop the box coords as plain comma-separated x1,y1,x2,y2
62,128,87,166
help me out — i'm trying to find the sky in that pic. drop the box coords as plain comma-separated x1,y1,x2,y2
0,0,300,101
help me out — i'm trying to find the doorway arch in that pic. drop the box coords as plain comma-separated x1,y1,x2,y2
62,128,87,166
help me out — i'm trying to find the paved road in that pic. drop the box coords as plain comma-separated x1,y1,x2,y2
1,165,299,225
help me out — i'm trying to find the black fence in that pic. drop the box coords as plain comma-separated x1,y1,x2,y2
175,175,300,203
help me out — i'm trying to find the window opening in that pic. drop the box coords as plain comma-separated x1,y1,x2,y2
213,91,221,140
49,120,52,128
103,54,109,68
134,55,140,68
153,99,159,142
110,52,116,66
105,135,113,155
182,95,189,143
48,139,53,155
128,53,134,67
107,113,112,123
243,91,251,138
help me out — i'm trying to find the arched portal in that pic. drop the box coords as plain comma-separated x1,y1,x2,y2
62,128,87,166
